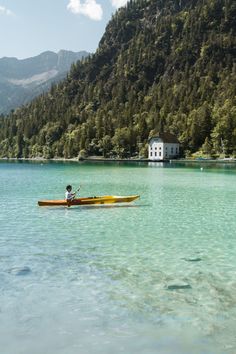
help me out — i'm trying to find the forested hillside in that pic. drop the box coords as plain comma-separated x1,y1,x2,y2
0,0,235,158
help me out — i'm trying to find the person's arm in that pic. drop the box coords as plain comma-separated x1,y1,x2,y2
65,191,74,201
68,192,76,200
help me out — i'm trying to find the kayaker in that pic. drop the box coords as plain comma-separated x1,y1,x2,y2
65,185,76,201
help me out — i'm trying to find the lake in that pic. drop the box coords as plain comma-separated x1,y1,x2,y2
0,160,236,354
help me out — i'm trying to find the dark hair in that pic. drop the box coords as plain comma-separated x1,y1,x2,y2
66,185,72,191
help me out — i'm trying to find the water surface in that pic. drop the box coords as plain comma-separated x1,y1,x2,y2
0,160,236,354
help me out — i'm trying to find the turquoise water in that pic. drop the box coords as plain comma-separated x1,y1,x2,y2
0,160,236,354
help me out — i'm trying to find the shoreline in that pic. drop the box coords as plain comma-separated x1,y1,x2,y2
170,158,236,164
0,156,236,164
0,156,153,163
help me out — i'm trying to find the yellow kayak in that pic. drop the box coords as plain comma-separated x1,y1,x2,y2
38,195,140,206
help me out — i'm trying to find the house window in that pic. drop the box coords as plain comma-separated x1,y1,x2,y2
150,152,152,157
176,148,178,153
171,147,174,153
159,152,161,157
155,147,157,150
159,146,162,150
155,152,157,156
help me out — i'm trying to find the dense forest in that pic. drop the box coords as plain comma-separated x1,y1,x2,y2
0,0,236,158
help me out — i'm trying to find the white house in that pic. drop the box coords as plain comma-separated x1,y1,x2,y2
148,132,179,161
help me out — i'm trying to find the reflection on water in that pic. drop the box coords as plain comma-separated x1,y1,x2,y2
148,162,165,168
38,204,150,212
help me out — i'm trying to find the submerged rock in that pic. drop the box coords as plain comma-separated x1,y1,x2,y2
8,266,31,276
183,257,202,262
167,283,192,291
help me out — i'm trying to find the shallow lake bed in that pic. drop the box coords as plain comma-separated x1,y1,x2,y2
0,160,236,354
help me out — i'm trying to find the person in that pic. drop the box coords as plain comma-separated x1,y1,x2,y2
65,185,76,202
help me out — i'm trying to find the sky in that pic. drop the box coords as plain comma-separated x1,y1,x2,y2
0,0,128,59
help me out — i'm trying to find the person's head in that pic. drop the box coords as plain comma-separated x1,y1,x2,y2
66,185,72,192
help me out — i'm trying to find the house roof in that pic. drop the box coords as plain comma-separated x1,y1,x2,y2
149,132,179,144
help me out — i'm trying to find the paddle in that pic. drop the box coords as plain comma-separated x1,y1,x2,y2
74,186,81,198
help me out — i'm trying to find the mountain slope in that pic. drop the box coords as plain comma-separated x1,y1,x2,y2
0,0,236,158
0,50,89,113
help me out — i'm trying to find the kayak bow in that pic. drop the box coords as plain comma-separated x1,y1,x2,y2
38,195,140,206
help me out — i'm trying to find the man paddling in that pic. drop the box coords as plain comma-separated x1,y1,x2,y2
65,185,76,202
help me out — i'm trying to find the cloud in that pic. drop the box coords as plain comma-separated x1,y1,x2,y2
0,5,14,16
111,0,128,8
67,0,103,21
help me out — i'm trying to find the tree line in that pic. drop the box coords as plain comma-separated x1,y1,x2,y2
0,0,236,158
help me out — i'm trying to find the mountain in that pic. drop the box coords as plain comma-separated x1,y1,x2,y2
0,0,236,159
0,50,89,113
